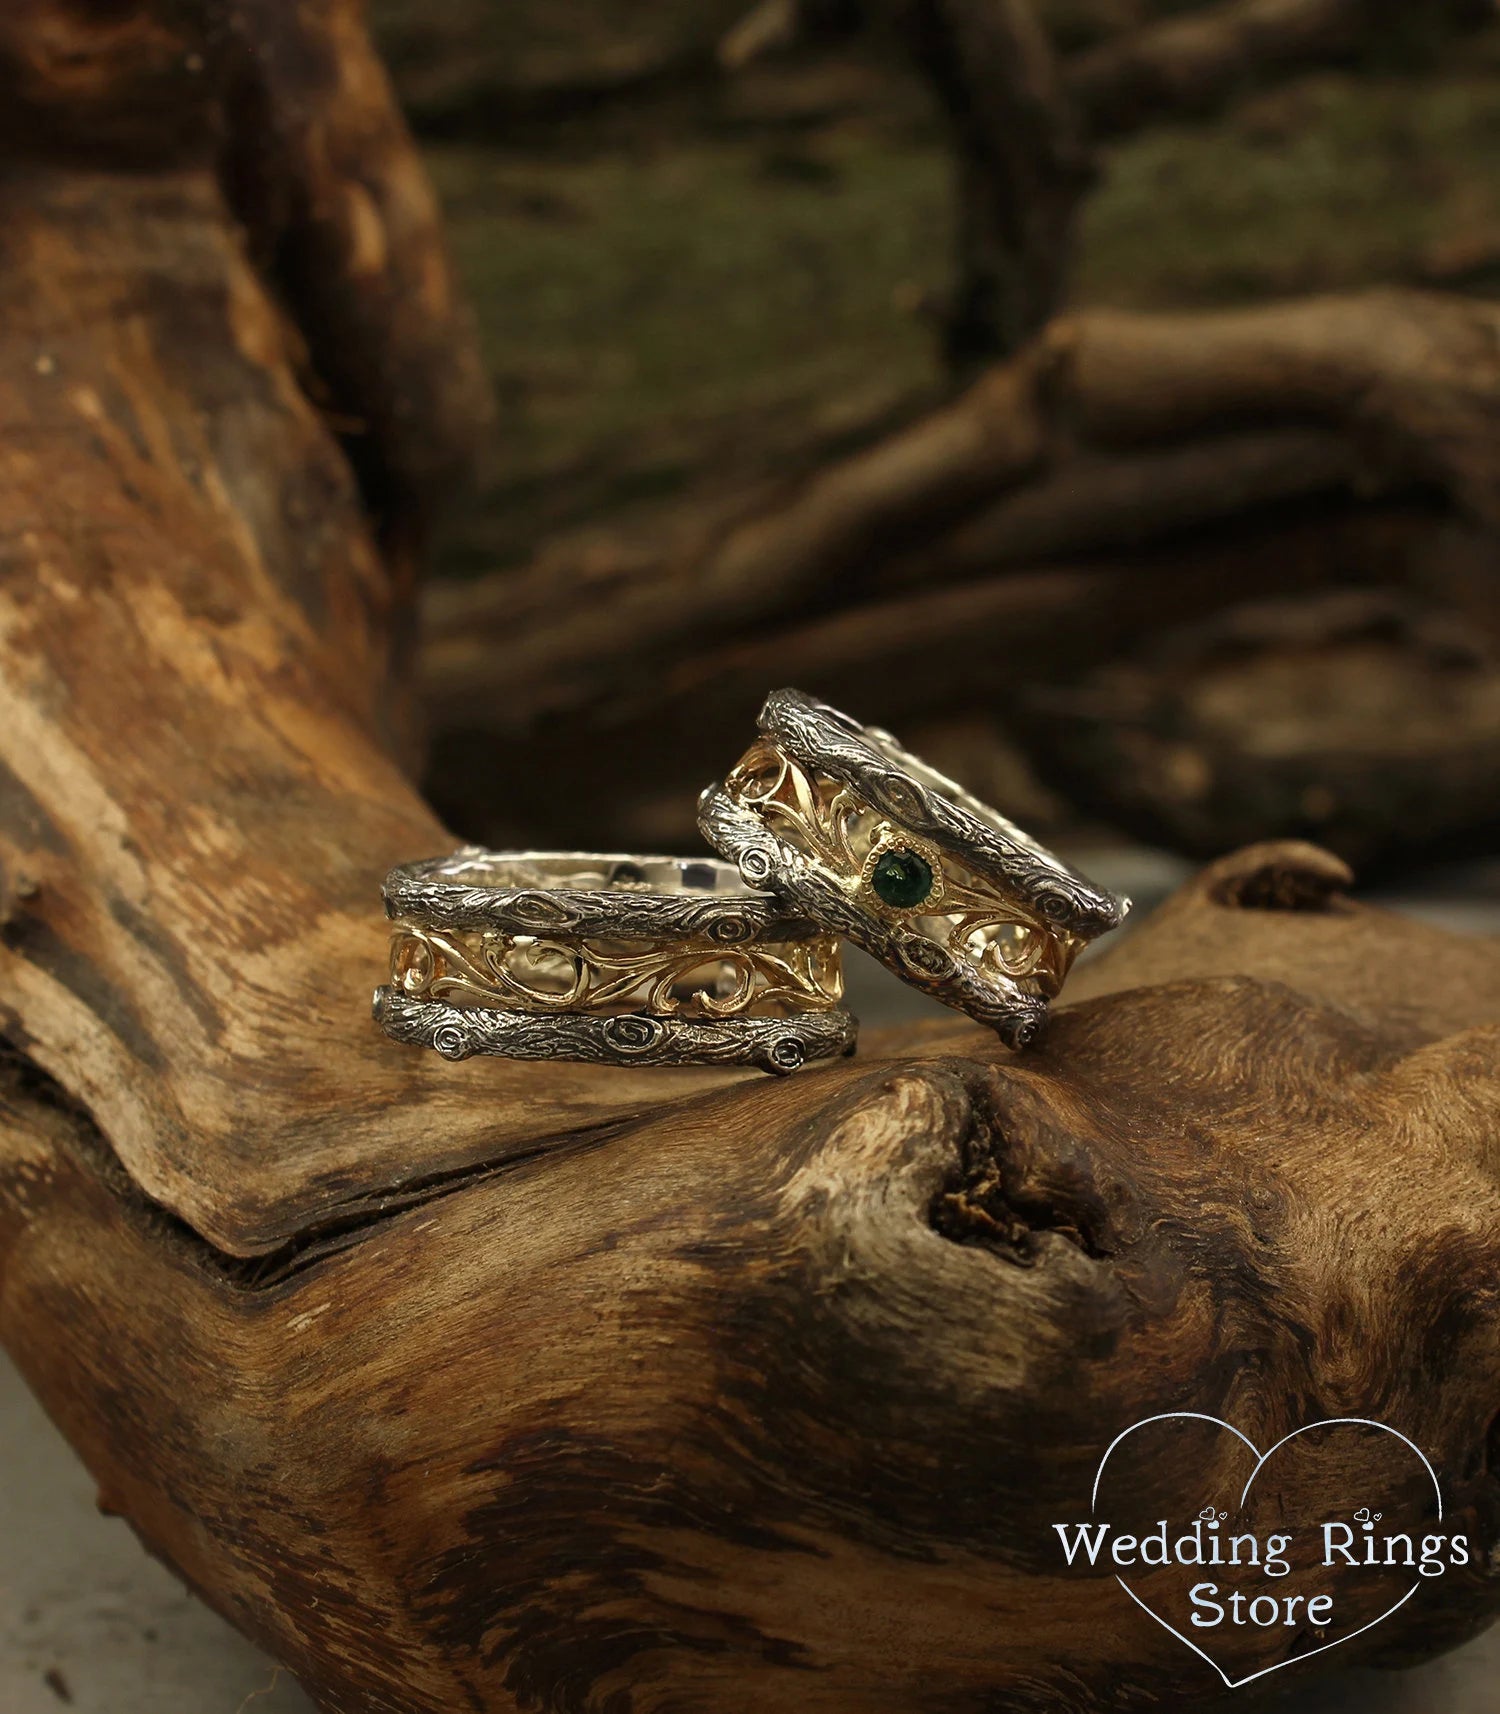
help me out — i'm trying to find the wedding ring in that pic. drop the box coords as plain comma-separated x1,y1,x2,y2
373,849,857,1074
698,690,1128,1046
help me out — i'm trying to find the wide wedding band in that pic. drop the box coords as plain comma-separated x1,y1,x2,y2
373,849,857,1074
698,690,1128,1046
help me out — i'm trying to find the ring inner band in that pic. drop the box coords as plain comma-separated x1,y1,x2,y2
412,851,756,896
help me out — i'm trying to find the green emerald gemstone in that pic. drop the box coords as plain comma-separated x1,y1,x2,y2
871,848,934,910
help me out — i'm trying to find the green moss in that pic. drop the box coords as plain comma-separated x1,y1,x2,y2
417,47,1500,569
430,129,950,562
1080,74,1500,307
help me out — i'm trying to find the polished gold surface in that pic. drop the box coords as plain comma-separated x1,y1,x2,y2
389,920,844,1020
724,738,1082,998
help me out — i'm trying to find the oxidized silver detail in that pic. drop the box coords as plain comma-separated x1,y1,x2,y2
698,690,1129,1047
383,850,823,941
757,690,1126,937
373,989,857,1075
376,849,855,1073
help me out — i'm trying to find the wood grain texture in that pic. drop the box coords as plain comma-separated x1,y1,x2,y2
421,289,1500,876
4,859,1500,1710
0,4,1498,1711
422,290,1500,739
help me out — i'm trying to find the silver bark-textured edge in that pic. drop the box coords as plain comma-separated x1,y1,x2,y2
698,785,1046,1049
373,988,858,1075
384,848,823,945
757,689,1128,938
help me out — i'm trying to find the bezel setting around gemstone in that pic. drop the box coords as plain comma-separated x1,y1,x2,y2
861,832,944,917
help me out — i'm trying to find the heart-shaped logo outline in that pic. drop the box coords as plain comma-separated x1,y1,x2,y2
1090,1412,1444,1691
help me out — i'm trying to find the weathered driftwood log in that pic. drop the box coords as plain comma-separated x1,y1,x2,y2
423,290,1500,741
1018,587,1500,870
6,835,1500,1712
421,290,1500,860
2,4,1500,1712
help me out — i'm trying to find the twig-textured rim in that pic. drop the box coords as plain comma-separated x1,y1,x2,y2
373,989,858,1075
383,848,826,944
757,689,1128,938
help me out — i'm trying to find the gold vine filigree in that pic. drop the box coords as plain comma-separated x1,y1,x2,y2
725,740,1079,997
389,922,843,1019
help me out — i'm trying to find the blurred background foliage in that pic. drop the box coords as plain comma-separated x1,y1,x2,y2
369,0,1500,570
371,0,1500,876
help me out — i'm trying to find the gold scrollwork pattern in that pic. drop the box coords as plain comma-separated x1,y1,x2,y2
725,739,1080,998
389,921,843,1020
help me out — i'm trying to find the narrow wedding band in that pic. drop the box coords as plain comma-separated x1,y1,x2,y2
373,849,857,1074
698,690,1128,1047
